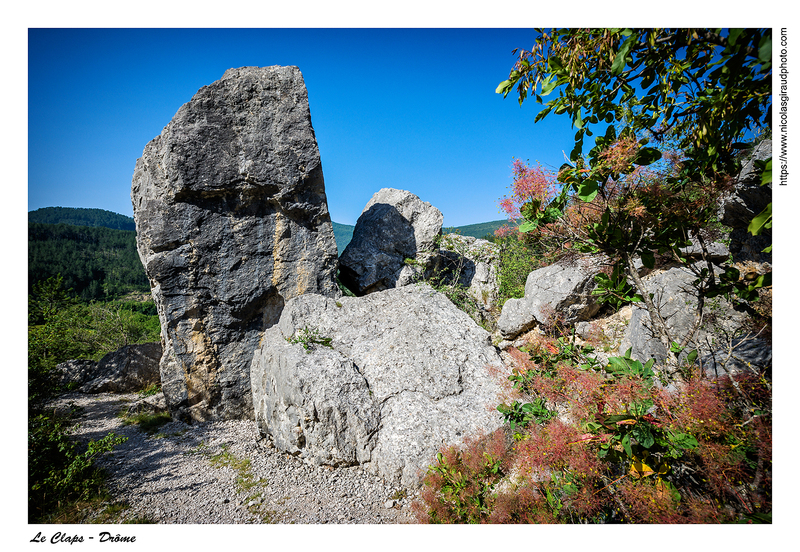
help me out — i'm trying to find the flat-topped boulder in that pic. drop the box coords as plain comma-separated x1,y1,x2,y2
251,285,505,486
131,66,340,422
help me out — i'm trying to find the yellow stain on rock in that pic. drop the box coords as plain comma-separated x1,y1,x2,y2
183,318,221,416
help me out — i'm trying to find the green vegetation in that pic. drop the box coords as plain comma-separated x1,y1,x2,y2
286,326,334,352
28,274,160,523
29,207,137,231
416,27,771,525
207,444,273,522
29,405,128,523
497,28,771,376
443,219,507,240
120,411,172,436
29,222,149,301
417,333,771,523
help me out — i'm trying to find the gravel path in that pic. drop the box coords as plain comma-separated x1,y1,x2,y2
52,392,419,524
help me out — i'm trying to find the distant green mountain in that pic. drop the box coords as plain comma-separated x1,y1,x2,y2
29,207,136,231
331,222,354,256
443,219,508,240
28,222,148,301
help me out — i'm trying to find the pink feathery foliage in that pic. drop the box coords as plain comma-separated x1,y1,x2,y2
498,159,559,221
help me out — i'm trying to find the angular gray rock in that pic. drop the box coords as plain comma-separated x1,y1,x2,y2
55,360,97,391
131,66,340,422
55,342,162,394
718,139,772,263
718,139,772,228
250,285,505,486
338,188,443,296
497,257,604,340
125,391,170,417
619,265,770,377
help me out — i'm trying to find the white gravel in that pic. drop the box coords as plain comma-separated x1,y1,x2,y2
51,392,419,524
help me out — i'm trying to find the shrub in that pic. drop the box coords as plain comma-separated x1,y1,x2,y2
414,430,511,523
414,334,771,523
29,409,127,523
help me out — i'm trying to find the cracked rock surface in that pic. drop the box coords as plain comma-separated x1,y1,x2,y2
251,284,506,487
131,66,340,423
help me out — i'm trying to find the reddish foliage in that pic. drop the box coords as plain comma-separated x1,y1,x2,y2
499,159,559,221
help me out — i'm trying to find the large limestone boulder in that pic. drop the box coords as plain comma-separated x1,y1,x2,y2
338,188,443,296
131,66,340,422
55,342,162,394
497,257,604,340
250,285,505,487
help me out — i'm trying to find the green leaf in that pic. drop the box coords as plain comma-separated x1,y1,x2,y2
758,158,772,185
669,431,699,450
747,203,772,236
495,79,513,95
541,74,558,96
632,424,655,448
611,36,634,75
758,35,772,63
574,109,584,129
605,414,636,424
686,349,699,364
727,28,744,47
640,250,655,269
576,181,599,202
633,147,662,166
621,434,633,457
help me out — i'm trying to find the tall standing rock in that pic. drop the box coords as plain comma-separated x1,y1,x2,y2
131,66,340,422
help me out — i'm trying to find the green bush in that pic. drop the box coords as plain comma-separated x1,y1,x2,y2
495,234,551,305
28,275,156,522
415,333,772,524
28,409,127,523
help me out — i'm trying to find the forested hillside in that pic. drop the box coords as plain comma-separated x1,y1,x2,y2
443,219,506,240
29,207,136,231
28,222,149,301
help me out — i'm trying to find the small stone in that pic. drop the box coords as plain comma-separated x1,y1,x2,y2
384,500,396,509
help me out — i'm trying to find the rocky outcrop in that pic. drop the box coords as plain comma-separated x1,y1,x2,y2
131,66,340,422
619,265,770,377
338,188,443,296
250,285,505,487
497,257,604,340
55,342,162,394
718,139,772,264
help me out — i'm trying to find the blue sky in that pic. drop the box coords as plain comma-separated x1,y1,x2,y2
28,27,584,227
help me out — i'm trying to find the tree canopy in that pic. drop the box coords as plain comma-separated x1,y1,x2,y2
497,28,771,183
496,28,772,375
